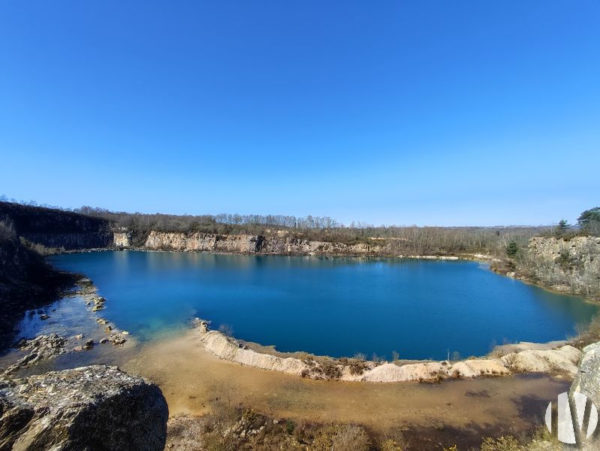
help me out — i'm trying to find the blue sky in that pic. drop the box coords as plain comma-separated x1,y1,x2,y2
1,1,599,226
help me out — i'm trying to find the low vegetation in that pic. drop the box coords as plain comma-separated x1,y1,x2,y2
175,400,374,451
166,399,560,450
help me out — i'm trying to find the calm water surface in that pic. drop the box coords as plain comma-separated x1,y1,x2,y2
49,251,598,360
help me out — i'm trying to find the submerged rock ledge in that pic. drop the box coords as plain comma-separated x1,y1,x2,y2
193,319,582,383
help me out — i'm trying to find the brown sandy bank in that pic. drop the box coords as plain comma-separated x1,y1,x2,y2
122,330,568,435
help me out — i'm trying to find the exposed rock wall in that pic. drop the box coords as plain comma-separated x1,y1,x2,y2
142,230,380,255
144,231,264,253
113,231,132,248
0,365,168,450
521,236,600,299
0,231,76,350
0,202,112,250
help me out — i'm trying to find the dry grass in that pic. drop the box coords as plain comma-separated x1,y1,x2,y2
179,400,373,451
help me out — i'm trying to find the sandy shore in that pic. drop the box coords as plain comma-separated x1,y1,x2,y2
185,319,582,384
121,328,569,434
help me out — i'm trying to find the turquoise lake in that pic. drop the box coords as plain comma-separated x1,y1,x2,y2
49,251,598,360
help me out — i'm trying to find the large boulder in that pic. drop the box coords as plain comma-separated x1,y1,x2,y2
0,365,168,450
571,342,600,406
570,342,600,449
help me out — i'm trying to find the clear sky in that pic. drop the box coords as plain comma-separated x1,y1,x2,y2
1,1,599,226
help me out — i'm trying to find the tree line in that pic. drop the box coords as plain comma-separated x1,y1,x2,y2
5,198,599,258
73,206,550,256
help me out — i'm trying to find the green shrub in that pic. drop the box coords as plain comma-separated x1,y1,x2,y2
506,241,519,257
285,419,295,434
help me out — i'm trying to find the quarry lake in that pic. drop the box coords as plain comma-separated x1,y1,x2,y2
50,251,598,360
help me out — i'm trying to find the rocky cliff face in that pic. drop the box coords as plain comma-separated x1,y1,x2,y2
113,231,131,248
0,365,168,450
0,202,112,250
0,230,76,350
142,230,380,255
521,236,600,299
144,231,264,253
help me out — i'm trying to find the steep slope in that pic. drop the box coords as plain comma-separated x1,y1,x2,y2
0,226,76,349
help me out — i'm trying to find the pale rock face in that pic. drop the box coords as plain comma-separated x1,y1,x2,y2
143,231,262,253
570,342,600,450
357,359,510,382
501,345,582,376
525,236,600,298
199,329,307,375
142,231,379,255
0,365,168,450
528,236,600,262
112,231,131,247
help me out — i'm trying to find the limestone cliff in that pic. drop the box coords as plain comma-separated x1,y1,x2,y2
141,230,380,255
113,230,132,248
519,236,600,299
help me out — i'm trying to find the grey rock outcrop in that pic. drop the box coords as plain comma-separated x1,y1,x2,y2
3,334,67,375
113,231,132,248
523,236,600,299
570,342,600,449
571,342,600,405
0,365,168,450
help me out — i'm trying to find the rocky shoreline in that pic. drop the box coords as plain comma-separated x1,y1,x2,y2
490,235,600,303
190,318,584,383
5,271,589,386
0,277,167,450
1,276,132,377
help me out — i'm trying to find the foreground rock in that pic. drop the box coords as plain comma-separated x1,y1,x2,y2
570,341,600,449
0,365,168,450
